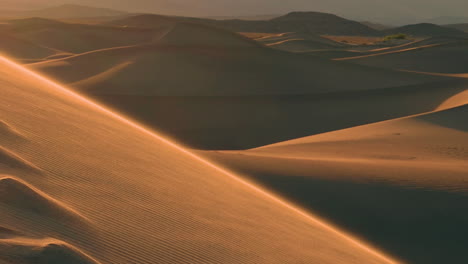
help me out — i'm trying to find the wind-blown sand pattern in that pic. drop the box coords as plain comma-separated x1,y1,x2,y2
0,56,398,263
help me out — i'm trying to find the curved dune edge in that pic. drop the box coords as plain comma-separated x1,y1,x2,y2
0,176,89,223
0,121,25,141
224,99,468,190
0,147,42,174
199,100,468,264
0,237,101,264
0,55,398,263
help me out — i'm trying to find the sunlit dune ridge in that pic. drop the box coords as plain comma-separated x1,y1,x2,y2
0,55,397,263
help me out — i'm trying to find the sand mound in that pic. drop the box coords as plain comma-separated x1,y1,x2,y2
258,32,347,52
29,38,465,149
0,177,86,223
0,32,57,60
30,36,443,96
0,238,100,264
31,41,464,149
3,18,161,55
0,57,396,263
201,100,468,264
253,103,468,163
342,39,468,73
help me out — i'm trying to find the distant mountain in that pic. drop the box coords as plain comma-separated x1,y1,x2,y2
206,14,281,21
9,4,128,19
267,12,378,35
360,21,390,30
108,11,378,36
383,23,468,37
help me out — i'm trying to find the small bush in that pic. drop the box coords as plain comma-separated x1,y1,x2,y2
384,33,407,41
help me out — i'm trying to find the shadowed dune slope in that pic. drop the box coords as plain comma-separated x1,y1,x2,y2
14,4,127,19
29,26,443,96
28,30,467,149
383,23,468,37
256,32,348,52
0,32,58,60
89,80,467,149
1,18,163,55
0,238,101,264
200,94,468,264
342,38,468,73
0,57,397,263
28,28,467,149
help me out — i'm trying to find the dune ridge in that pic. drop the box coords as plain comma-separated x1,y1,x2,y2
0,55,398,263
200,90,468,263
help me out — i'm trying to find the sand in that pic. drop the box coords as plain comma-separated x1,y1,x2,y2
28,36,466,148
340,38,468,73
200,89,468,264
0,18,165,58
0,56,399,263
24,20,466,150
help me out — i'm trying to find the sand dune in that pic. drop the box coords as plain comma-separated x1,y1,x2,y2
27,26,465,149
20,4,126,19
200,93,468,263
0,31,58,60
30,37,441,96
258,32,347,52
338,37,468,73
0,56,398,263
0,177,88,224
0,237,101,264
383,23,468,37
2,18,161,55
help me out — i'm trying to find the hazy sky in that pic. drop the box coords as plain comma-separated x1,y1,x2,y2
4,0,468,24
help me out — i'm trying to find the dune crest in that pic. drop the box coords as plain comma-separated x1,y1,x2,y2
201,98,468,264
0,56,397,263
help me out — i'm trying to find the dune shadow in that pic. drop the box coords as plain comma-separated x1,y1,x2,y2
247,173,468,264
